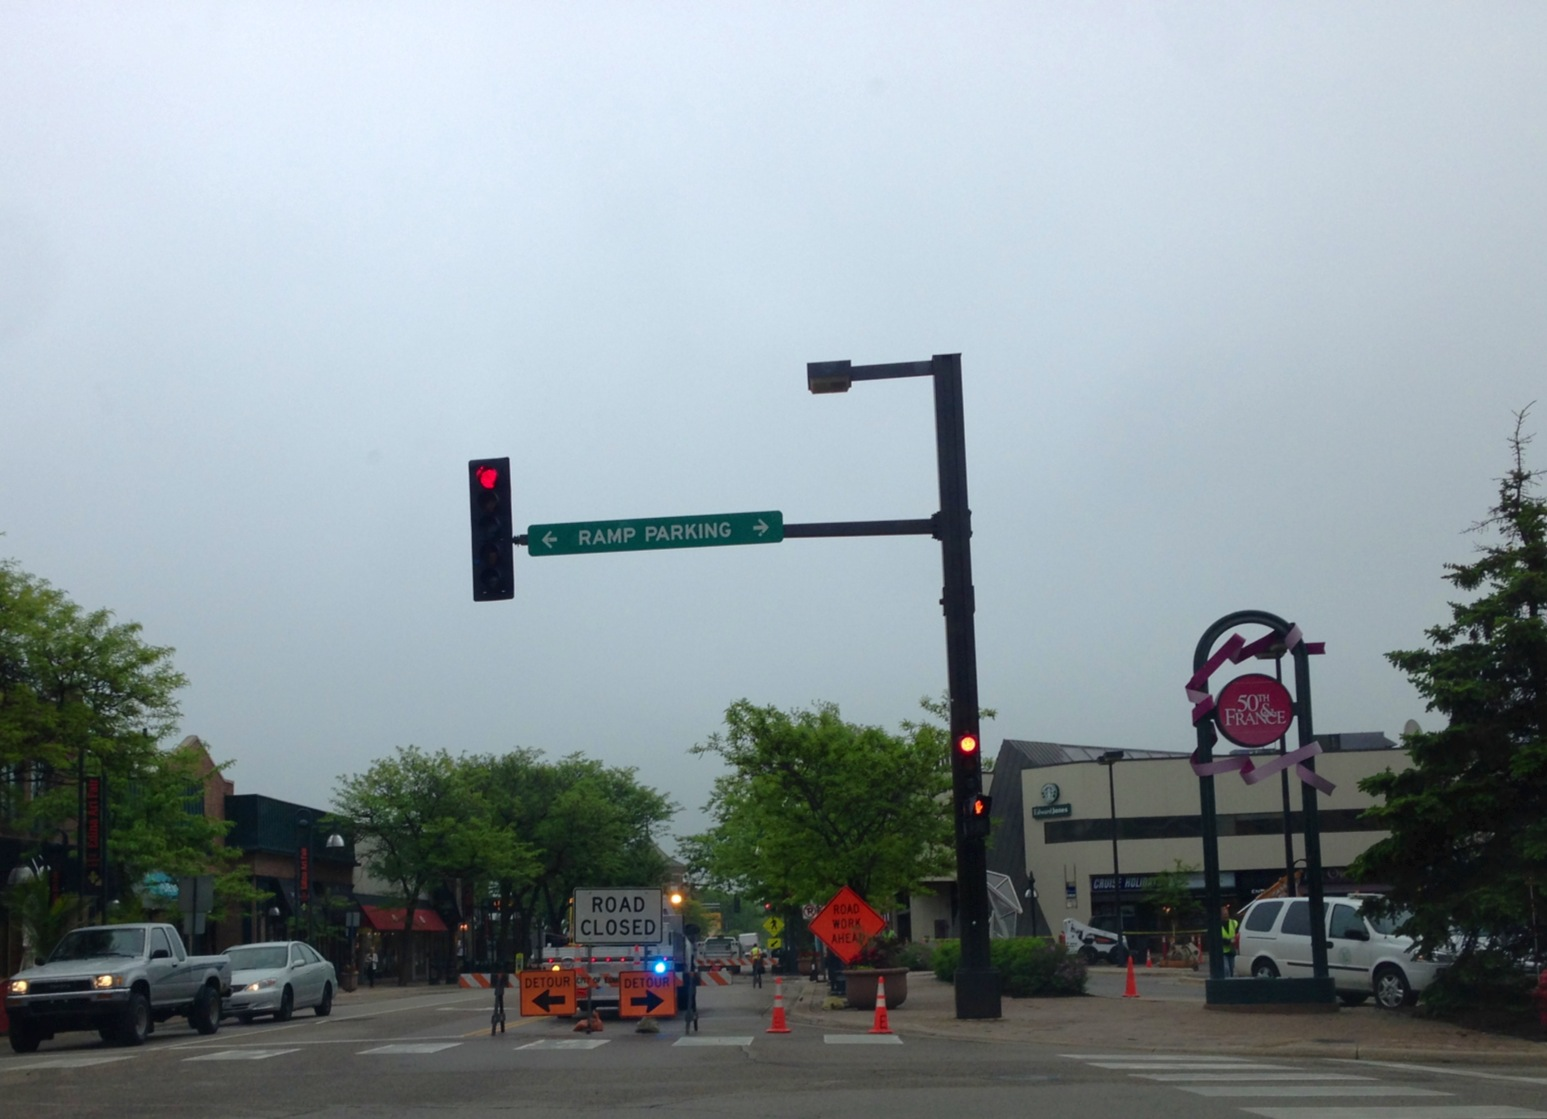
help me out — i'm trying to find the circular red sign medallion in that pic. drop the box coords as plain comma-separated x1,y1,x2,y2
1215,673,1294,748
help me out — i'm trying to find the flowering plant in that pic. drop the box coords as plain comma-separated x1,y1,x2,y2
849,931,904,969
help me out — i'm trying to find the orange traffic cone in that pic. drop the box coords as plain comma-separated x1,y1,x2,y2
1145,947,1153,968
868,975,893,1034
1122,954,1140,998
766,975,791,1034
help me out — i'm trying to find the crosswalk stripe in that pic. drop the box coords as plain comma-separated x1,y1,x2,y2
1139,1073,1376,1082
824,1034,903,1045
0,1055,135,1072
1181,1085,1450,1098
358,1042,461,1054
185,1049,300,1061
674,1037,754,1047
1242,1108,1547,1119
516,1038,608,1051
1061,1052,1256,1061
1088,1061,1287,1071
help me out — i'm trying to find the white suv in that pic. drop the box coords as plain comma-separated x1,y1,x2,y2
1234,894,1448,1009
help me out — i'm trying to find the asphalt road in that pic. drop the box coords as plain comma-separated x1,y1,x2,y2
4,977,1546,1119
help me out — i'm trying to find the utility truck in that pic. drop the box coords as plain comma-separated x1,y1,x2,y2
540,887,693,1015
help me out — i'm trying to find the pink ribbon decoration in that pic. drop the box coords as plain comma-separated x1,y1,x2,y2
1185,625,1332,794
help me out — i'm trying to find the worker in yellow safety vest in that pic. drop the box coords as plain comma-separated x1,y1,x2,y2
1220,904,1240,974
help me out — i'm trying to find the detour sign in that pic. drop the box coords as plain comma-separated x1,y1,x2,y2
519,969,576,1016
807,886,886,965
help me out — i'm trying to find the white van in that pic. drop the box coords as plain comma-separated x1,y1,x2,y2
1234,894,1448,1009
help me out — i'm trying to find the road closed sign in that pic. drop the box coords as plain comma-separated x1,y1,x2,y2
518,969,575,1016
573,888,663,944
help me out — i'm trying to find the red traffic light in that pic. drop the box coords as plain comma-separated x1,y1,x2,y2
475,465,501,489
956,734,978,755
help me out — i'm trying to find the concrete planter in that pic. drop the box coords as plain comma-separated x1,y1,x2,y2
843,967,909,1009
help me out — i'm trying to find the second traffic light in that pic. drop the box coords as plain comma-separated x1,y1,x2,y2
468,457,514,601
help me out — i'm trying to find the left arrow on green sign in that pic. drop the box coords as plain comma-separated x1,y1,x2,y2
527,511,784,557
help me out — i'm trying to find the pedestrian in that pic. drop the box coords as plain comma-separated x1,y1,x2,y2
366,948,378,988
1219,904,1239,975
750,946,765,989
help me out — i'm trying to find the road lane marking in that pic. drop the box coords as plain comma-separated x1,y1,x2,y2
0,1055,136,1072
184,1049,300,1061
1338,1060,1547,1087
516,1039,608,1050
1182,1085,1451,1098
358,1043,461,1054
1139,1073,1376,1082
1243,1108,1547,1119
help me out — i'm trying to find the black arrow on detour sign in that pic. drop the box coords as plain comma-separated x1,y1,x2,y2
628,988,665,1014
532,988,567,1012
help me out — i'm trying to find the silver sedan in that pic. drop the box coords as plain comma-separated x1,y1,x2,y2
224,941,336,1023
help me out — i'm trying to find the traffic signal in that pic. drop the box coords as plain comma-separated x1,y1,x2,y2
963,792,992,838
468,457,514,601
953,731,981,774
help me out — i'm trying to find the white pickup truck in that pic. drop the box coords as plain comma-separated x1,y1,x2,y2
5,923,230,1052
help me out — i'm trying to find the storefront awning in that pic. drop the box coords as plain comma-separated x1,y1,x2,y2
360,904,449,933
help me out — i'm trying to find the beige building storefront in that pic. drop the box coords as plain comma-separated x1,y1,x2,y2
985,735,1407,950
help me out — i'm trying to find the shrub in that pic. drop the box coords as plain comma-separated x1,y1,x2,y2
1419,950,1538,1033
896,940,936,972
933,939,961,982
929,937,1086,996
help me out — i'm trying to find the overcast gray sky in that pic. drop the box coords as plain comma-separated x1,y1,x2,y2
3,2,1543,844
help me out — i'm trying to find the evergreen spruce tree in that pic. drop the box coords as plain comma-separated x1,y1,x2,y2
1351,408,1546,958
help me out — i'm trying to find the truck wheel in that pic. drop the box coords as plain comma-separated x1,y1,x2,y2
274,986,294,1022
117,991,152,1046
190,983,221,1034
9,1022,42,1054
314,983,333,1017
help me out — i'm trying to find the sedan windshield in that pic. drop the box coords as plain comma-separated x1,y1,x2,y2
227,945,290,970
49,928,146,961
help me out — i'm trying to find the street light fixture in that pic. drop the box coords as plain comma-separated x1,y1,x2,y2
1097,751,1127,960
804,353,1000,1020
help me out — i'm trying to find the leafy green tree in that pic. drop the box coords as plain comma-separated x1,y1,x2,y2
469,750,674,963
1143,859,1202,956
1351,409,1547,955
683,698,956,916
0,559,242,934
333,746,520,983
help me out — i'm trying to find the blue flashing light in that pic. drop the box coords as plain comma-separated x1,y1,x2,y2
652,958,668,975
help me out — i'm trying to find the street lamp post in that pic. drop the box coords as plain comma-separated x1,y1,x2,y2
1098,751,1126,958
804,353,1000,1020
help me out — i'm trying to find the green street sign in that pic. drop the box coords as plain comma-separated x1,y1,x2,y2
527,511,784,557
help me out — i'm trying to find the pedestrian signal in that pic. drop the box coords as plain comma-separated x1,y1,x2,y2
963,793,992,838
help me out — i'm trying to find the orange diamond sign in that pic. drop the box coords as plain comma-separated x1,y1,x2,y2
807,886,886,964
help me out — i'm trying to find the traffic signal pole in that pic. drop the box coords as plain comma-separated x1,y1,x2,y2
478,354,1001,1020
931,354,1000,1020
801,353,1000,1020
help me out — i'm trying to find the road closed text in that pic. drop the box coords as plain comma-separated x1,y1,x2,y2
573,888,663,942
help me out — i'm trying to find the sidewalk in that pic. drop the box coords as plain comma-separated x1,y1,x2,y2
785,971,1547,1065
